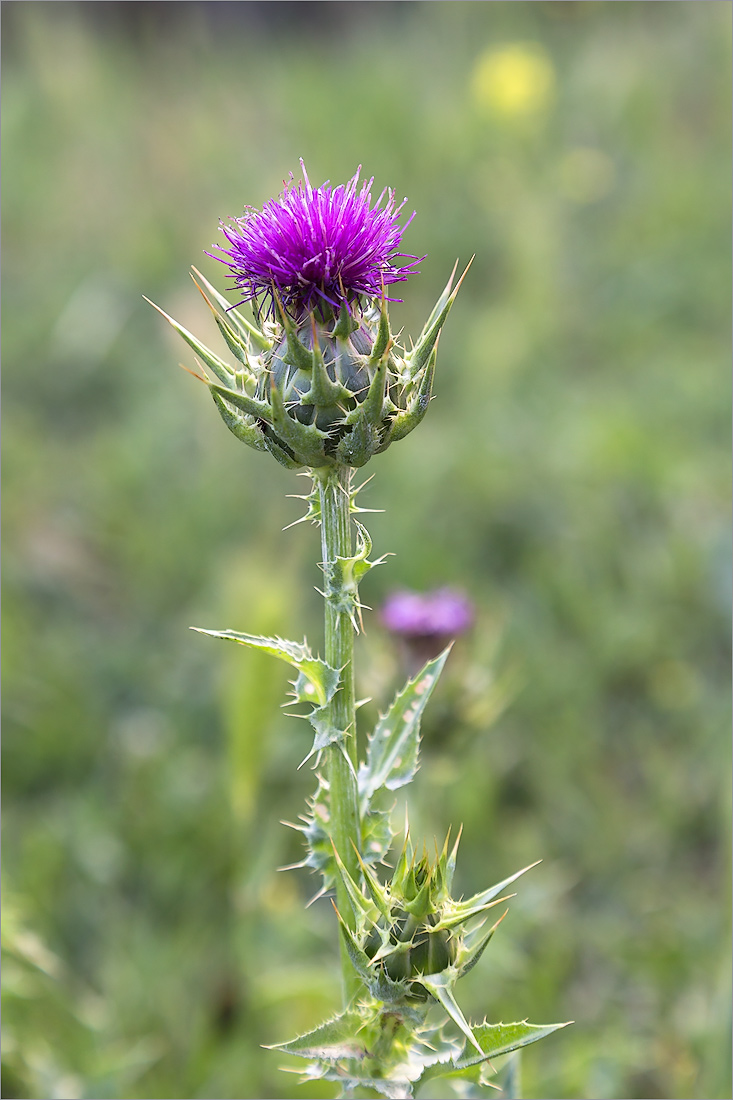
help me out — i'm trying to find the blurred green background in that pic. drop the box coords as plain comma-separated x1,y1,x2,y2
2,3,730,1098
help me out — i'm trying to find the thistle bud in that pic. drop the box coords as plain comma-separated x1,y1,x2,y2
148,162,470,470
359,836,461,1000
332,828,534,1031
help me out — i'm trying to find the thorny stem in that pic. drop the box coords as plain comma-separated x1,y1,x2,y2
316,464,363,1003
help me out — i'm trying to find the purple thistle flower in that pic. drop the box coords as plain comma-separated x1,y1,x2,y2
381,588,474,676
381,589,474,639
210,160,421,320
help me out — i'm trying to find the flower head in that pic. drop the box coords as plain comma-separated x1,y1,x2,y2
382,588,474,675
148,166,469,470
381,589,474,639
210,160,420,320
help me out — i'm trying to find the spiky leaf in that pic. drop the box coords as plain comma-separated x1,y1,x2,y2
359,648,450,809
361,804,394,867
415,1019,572,1091
191,629,339,707
457,1020,573,1068
418,971,483,1055
298,704,350,769
270,1006,367,1061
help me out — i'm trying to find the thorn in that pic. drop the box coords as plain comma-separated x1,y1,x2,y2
452,255,475,296
190,272,220,316
279,703,311,718
179,362,208,383
351,472,376,493
282,515,311,531
446,257,460,290
305,885,329,908
338,739,359,780
297,748,320,770
142,294,173,322
277,859,308,872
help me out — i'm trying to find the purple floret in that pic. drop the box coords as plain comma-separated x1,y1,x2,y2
381,589,474,639
210,160,420,319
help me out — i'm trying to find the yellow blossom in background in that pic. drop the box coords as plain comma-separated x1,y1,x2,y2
471,42,555,116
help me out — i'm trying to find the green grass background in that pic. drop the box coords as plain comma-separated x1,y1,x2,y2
2,3,730,1098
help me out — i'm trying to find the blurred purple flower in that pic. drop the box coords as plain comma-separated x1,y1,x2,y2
210,159,420,320
381,589,474,639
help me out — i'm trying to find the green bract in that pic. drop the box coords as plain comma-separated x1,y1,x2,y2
146,261,470,470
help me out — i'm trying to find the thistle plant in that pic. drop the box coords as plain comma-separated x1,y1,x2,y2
148,162,569,1098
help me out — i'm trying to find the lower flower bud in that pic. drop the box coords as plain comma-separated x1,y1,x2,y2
365,909,456,992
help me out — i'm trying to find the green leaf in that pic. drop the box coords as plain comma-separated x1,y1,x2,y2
414,1060,491,1092
359,648,451,809
328,523,389,618
416,1020,572,1090
269,1006,367,1061
347,521,389,585
455,1019,573,1069
418,971,483,1055
191,629,339,707
311,1063,415,1100
298,704,350,769
368,301,392,365
361,804,394,868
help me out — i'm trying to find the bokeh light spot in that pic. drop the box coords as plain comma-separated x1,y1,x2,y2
471,42,555,116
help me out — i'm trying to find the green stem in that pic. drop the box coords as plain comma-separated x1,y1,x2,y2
316,464,363,1003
